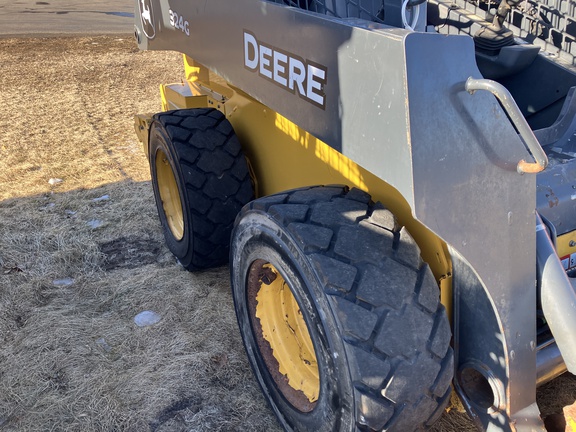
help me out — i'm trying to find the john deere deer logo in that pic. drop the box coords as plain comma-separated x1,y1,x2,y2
139,0,155,39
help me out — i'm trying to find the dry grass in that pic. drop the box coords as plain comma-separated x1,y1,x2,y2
0,36,280,432
0,36,573,432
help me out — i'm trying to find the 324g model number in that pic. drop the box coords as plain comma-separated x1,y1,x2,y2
169,9,190,36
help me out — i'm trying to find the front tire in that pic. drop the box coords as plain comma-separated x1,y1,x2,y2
230,186,453,431
149,108,253,270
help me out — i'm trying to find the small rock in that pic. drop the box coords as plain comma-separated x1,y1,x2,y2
48,178,63,185
134,310,161,327
95,338,112,353
87,219,104,229
92,195,110,202
53,278,74,287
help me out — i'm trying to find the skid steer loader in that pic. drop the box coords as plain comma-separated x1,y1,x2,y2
133,0,576,430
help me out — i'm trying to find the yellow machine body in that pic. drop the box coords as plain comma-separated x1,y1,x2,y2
161,56,455,312
147,55,576,325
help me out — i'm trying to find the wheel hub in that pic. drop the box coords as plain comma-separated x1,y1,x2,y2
155,149,184,240
247,260,319,411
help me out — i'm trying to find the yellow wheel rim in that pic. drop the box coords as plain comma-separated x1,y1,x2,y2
248,260,320,411
155,149,184,240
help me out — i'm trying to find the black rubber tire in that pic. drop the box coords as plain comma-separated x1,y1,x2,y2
230,186,453,431
149,108,253,270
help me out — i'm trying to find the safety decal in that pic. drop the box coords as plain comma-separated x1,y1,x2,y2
560,252,576,271
139,0,155,39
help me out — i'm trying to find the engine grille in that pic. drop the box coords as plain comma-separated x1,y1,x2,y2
265,0,386,22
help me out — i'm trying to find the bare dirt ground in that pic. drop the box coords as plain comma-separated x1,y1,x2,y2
0,36,574,432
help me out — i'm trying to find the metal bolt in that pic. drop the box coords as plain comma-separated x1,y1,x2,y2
570,240,576,247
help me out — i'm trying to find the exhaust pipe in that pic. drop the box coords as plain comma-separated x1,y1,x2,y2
537,213,576,374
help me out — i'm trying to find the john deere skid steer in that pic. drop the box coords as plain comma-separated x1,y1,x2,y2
133,0,576,430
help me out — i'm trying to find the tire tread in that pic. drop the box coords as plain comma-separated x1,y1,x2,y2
152,108,253,269
242,185,452,431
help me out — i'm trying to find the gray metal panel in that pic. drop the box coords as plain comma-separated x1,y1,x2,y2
136,0,416,204
404,33,539,426
336,28,414,194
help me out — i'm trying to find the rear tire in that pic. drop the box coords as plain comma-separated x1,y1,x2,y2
149,108,253,270
230,186,453,431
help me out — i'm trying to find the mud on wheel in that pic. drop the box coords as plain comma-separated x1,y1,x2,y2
149,108,253,270
230,186,453,431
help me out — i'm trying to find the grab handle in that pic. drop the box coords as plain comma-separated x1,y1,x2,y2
465,77,548,174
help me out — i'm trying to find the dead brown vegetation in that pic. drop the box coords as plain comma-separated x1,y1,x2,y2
0,36,573,432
